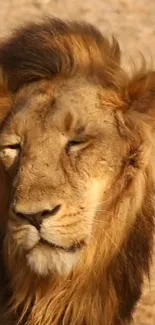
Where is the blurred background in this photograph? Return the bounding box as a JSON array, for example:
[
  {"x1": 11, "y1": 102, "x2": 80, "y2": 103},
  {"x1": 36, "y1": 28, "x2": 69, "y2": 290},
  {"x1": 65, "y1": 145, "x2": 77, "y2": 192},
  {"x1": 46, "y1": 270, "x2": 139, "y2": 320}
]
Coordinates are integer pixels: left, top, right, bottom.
[{"x1": 1, "y1": 0, "x2": 155, "y2": 324}]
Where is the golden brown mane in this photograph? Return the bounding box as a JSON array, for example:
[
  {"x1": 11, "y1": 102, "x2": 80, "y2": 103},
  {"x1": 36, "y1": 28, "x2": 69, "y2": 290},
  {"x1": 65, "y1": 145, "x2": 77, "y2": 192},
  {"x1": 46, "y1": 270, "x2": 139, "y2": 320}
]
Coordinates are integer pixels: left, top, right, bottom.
[
  {"x1": 0, "y1": 18, "x2": 120, "y2": 92},
  {"x1": 0, "y1": 18, "x2": 155, "y2": 325}
]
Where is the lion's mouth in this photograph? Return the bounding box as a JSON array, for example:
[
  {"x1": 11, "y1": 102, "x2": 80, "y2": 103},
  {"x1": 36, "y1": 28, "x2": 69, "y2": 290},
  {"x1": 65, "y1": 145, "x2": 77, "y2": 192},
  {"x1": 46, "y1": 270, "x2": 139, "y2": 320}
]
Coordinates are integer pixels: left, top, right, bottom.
[{"x1": 40, "y1": 238, "x2": 85, "y2": 253}]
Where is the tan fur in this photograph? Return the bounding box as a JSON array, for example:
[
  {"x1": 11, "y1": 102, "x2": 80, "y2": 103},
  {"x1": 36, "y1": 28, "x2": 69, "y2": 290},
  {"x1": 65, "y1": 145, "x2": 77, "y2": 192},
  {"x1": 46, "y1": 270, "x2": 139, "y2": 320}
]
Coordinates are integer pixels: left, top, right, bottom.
[{"x1": 0, "y1": 19, "x2": 155, "y2": 325}]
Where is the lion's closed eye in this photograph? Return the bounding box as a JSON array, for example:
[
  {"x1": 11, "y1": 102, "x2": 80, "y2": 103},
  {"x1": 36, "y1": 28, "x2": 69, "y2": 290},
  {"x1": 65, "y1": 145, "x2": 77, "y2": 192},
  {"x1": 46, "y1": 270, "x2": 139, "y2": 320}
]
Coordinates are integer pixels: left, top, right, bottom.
[
  {"x1": 0, "y1": 143, "x2": 20, "y2": 170},
  {"x1": 66, "y1": 138, "x2": 88, "y2": 153}
]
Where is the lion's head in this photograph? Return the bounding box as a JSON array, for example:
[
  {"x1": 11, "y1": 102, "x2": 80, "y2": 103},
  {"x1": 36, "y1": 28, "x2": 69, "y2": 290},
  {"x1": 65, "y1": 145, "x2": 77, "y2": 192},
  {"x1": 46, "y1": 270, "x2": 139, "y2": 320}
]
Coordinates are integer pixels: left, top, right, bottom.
[{"x1": 0, "y1": 18, "x2": 155, "y2": 325}]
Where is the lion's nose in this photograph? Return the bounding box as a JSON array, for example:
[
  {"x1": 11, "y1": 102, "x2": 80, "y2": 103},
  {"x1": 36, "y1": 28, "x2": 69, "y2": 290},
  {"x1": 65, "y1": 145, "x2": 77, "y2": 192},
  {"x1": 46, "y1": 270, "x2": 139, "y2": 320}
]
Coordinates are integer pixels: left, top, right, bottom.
[{"x1": 11, "y1": 205, "x2": 62, "y2": 230}]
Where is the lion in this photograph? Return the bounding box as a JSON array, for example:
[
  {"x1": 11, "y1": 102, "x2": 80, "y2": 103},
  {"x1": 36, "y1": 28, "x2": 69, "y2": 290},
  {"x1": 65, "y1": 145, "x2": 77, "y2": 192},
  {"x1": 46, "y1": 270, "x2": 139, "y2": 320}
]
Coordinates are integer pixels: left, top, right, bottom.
[{"x1": 0, "y1": 18, "x2": 155, "y2": 325}]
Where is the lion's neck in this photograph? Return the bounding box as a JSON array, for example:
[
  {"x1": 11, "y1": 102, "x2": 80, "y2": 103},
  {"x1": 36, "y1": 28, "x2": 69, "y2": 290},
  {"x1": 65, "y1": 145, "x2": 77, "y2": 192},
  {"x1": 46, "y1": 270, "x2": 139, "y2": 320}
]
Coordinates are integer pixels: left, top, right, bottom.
[{"x1": 8, "y1": 263, "x2": 119, "y2": 325}]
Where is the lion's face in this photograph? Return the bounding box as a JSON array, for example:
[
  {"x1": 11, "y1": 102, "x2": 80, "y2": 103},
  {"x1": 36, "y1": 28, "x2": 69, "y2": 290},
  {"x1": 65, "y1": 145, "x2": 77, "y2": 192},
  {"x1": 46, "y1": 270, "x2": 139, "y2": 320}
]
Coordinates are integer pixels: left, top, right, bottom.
[{"x1": 0, "y1": 77, "x2": 128, "y2": 276}]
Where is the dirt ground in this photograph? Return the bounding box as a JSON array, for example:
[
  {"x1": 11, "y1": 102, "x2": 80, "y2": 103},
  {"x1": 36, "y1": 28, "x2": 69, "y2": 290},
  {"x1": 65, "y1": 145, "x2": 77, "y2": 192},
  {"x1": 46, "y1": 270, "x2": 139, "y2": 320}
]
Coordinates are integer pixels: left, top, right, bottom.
[{"x1": 0, "y1": 1, "x2": 155, "y2": 324}]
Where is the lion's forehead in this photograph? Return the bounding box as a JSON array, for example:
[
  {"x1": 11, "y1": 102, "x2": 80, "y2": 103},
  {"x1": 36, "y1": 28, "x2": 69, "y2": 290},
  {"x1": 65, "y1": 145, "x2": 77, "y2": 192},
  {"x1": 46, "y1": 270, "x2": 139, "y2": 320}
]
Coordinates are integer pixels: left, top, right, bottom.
[
  {"x1": 1, "y1": 77, "x2": 108, "y2": 143},
  {"x1": 15, "y1": 77, "x2": 101, "y2": 123}
]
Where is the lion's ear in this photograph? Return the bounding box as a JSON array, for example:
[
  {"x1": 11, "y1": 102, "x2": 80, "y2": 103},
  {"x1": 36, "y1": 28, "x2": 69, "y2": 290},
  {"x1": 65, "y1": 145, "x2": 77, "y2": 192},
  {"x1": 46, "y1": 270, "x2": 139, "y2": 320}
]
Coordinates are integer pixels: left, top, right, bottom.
[
  {"x1": 127, "y1": 70, "x2": 155, "y2": 118},
  {"x1": 0, "y1": 67, "x2": 12, "y2": 125}
]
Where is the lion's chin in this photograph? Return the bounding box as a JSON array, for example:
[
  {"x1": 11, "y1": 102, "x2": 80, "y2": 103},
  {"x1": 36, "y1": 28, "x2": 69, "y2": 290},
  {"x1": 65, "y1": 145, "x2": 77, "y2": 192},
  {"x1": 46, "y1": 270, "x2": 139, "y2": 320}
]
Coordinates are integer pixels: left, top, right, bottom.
[
  {"x1": 26, "y1": 242, "x2": 81, "y2": 276},
  {"x1": 7, "y1": 223, "x2": 86, "y2": 276}
]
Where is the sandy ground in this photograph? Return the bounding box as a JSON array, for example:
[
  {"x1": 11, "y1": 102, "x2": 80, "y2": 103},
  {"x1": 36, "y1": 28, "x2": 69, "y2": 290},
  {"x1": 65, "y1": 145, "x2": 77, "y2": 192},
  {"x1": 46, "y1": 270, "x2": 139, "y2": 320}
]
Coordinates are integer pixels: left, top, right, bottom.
[{"x1": 0, "y1": 1, "x2": 155, "y2": 324}]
